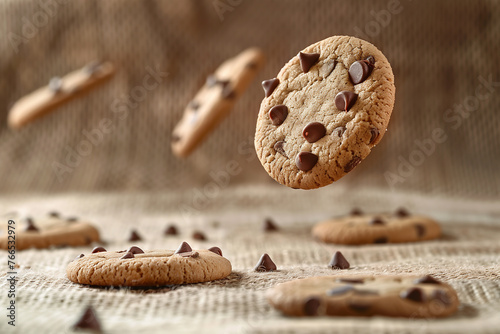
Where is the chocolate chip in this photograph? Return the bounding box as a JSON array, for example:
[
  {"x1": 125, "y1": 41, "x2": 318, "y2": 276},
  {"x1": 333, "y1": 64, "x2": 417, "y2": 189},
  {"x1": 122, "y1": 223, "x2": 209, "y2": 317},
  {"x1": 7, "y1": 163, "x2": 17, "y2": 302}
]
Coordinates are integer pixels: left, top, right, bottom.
[
  {"x1": 262, "y1": 78, "x2": 279, "y2": 97},
  {"x1": 66, "y1": 217, "x2": 79, "y2": 222},
  {"x1": 348, "y1": 301, "x2": 371, "y2": 313},
  {"x1": 302, "y1": 122, "x2": 326, "y2": 143},
  {"x1": 206, "y1": 74, "x2": 218, "y2": 87},
  {"x1": 49, "y1": 77, "x2": 63, "y2": 93},
  {"x1": 333, "y1": 126, "x2": 346, "y2": 137},
  {"x1": 369, "y1": 128, "x2": 379, "y2": 145},
  {"x1": 127, "y1": 246, "x2": 144, "y2": 254},
  {"x1": 374, "y1": 236, "x2": 388, "y2": 244},
  {"x1": 338, "y1": 278, "x2": 364, "y2": 284},
  {"x1": 303, "y1": 297, "x2": 321, "y2": 316},
  {"x1": 192, "y1": 231, "x2": 207, "y2": 241},
  {"x1": 395, "y1": 207, "x2": 410, "y2": 217},
  {"x1": 414, "y1": 275, "x2": 441, "y2": 285},
  {"x1": 178, "y1": 251, "x2": 199, "y2": 258},
  {"x1": 350, "y1": 208, "x2": 363, "y2": 216},
  {"x1": 335, "y1": 91, "x2": 358, "y2": 111},
  {"x1": 263, "y1": 218, "x2": 279, "y2": 232},
  {"x1": 175, "y1": 241, "x2": 192, "y2": 254},
  {"x1": 172, "y1": 134, "x2": 181, "y2": 143},
  {"x1": 369, "y1": 217, "x2": 385, "y2": 225},
  {"x1": 164, "y1": 225, "x2": 178, "y2": 236},
  {"x1": 327, "y1": 285, "x2": 354, "y2": 296},
  {"x1": 329, "y1": 251, "x2": 350, "y2": 269},
  {"x1": 432, "y1": 290, "x2": 451, "y2": 306},
  {"x1": 400, "y1": 287, "x2": 426, "y2": 302},
  {"x1": 24, "y1": 217, "x2": 38, "y2": 232},
  {"x1": 273, "y1": 141, "x2": 287, "y2": 158},
  {"x1": 208, "y1": 247, "x2": 223, "y2": 256},
  {"x1": 73, "y1": 306, "x2": 101, "y2": 332},
  {"x1": 120, "y1": 251, "x2": 134, "y2": 259},
  {"x1": 254, "y1": 253, "x2": 277, "y2": 272},
  {"x1": 74, "y1": 254, "x2": 84, "y2": 261},
  {"x1": 296, "y1": 152, "x2": 318, "y2": 172},
  {"x1": 189, "y1": 100, "x2": 200, "y2": 110},
  {"x1": 269, "y1": 105, "x2": 288, "y2": 126},
  {"x1": 91, "y1": 246, "x2": 107, "y2": 253},
  {"x1": 299, "y1": 52, "x2": 320, "y2": 73},
  {"x1": 344, "y1": 156, "x2": 361, "y2": 173},
  {"x1": 349, "y1": 57, "x2": 375, "y2": 84},
  {"x1": 48, "y1": 211, "x2": 60, "y2": 218},
  {"x1": 414, "y1": 224, "x2": 426, "y2": 237},
  {"x1": 128, "y1": 229, "x2": 142, "y2": 242}
]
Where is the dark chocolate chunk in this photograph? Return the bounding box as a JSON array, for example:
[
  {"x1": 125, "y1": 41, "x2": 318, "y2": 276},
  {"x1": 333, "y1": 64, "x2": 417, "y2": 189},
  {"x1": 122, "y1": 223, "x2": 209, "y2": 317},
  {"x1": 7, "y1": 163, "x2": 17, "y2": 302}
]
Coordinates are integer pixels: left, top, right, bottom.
[
  {"x1": 91, "y1": 246, "x2": 107, "y2": 253},
  {"x1": 350, "y1": 208, "x2": 363, "y2": 216},
  {"x1": 164, "y1": 225, "x2": 178, "y2": 236},
  {"x1": 127, "y1": 246, "x2": 144, "y2": 254},
  {"x1": 414, "y1": 224, "x2": 426, "y2": 237},
  {"x1": 263, "y1": 218, "x2": 279, "y2": 232},
  {"x1": 329, "y1": 251, "x2": 350, "y2": 270},
  {"x1": 374, "y1": 236, "x2": 388, "y2": 244},
  {"x1": 24, "y1": 217, "x2": 39, "y2": 232},
  {"x1": 333, "y1": 126, "x2": 346, "y2": 137},
  {"x1": 327, "y1": 285, "x2": 354, "y2": 296},
  {"x1": 273, "y1": 141, "x2": 287, "y2": 158},
  {"x1": 369, "y1": 128, "x2": 379, "y2": 145},
  {"x1": 348, "y1": 301, "x2": 371, "y2": 313},
  {"x1": 400, "y1": 287, "x2": 426, "y2": 302},
  {"x1": 262, "y1": 78, "x2": 279, "y2": 97},
  {"x1": 338, "y1": 278, "x2": 364, "y2": 284},
  {"x1": 369, "y1": 217, "x2": 385, "y2": 225},
  {"x1": 74, "y1": 254, "x2": 85, "y2": 261},
  {"x1": 49, "y1": 77, "x2": 63, "y2": 93},
  {"x1": 73, "y1": 306, "x2": 101, "y2": 332},
  {"x1": 178, "y1": 251, "x2": 199, "y2": 258},
  {"x1": 128, "y1": 229, "x2": 142, "y2": 242},
  {"x1": 344, "y1": 156, "x2": 361, "y2": 173},
  {"x1": 414, "y1": 275, "x2": 441, "y2": 285},
  {"x1": 192, "y1": 231, "x2": 207, "y2": 241},
  {"x1": 431, "y1": 289, "x2": 451, "y2": 306},
  {"x1": 335, "y1": 91, "x2": 358, "y2": 111},
  {"x1": 395, "y1": 207, "x2": 410, "y2": 217},
  {"x1": 66, "y1": 217, "x2": 79, "y2": 222},
  {"x1": 120, "y1": 251, "x2": 134, "y2": 259},
  {"x1": 48, "y1": 211, "x2": 60, "y2": 218},
  {"x1": 302, "y1": 122, "x2": 327, "y2": 143},
  {"x1": 175, "y1": 241, "x2": 192, "y2": 254},
  {"x1": 299, "y1": 52, "x2": 320, "y2": 73},
  {"x1": 269, "y1": 105, "x2": 288, "y2": 126},
  {"x1": 349, "y1": 57, "x2": 375, "y2": 84},
  {"x1": 208, "y1": 247, "x2": 223, "y2": 256},
  {"x1": 303, "y1": 297, "x2": 321, "y2": 316},
  {"x1": 254, "y1": 253, "x2": 277, "y2": 272},
  {"x1": 296, "y1": 152, "x2": 318, "y2": 172}
]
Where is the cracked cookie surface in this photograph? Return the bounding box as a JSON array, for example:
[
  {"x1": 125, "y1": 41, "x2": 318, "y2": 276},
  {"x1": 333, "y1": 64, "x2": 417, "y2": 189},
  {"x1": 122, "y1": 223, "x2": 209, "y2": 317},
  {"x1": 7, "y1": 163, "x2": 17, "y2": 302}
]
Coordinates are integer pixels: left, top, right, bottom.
[{"x1": 255, "y1": 36, "x2": 395, "y2": 189}]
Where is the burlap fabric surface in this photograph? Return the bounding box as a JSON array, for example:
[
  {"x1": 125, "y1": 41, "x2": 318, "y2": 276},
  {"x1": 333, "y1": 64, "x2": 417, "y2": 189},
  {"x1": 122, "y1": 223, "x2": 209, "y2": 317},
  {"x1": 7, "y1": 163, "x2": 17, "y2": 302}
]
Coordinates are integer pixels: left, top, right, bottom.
[{"x1": 0, "y1": 0, "x2": 499, "y2": 333}]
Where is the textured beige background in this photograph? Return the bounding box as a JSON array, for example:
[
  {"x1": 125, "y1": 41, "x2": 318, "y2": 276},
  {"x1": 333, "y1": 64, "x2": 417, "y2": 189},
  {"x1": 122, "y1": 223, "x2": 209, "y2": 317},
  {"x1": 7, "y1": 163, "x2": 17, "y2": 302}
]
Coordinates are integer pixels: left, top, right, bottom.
[{"x1": 0, "y1": 0, "x2": 499, "y2": 333}]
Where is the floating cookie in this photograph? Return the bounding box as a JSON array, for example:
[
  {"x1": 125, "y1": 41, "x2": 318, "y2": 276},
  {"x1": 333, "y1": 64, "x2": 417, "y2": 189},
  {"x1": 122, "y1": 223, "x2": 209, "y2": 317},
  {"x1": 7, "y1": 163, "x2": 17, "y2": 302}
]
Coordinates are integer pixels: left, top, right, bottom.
[
  {"x1": 0, "y1": 212, "x2": 100, "y2": 250},
  {"x1": 255, "y1": 36, "x2": 395, "y2": 189},
  {"x1": 267, "y1": 275, "x2": 459, "y2": 318},
  {"x1": 172, "y1": 48, "x2": 265, "y2": 158},
  {"x1": 312, "y1": 208, "x2": 441, "y2": 245},
  {"x1": 66, "y1": 242, "x2": 232, "y2": 286},
  {"x1": 8, "y1": 61, "x2": 116, "y2": 129}
]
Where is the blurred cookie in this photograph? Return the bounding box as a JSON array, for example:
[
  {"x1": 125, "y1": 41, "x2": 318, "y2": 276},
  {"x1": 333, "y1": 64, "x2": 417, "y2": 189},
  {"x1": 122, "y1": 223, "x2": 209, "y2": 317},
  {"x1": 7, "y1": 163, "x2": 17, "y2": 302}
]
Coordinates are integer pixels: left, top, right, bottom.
[
  {"x1": 8, "y1": 61, "x2": 116, "y2": 129},
  {"x1": 67, "y1": 242, "x2": 232, "y2": 287},
  {"x1": 312, "y1": 208, "x2": 441, "y2": 245},
  {"x1": 172, "y1": 47, "x2": 265, "y2": 158},
  {"x1": 267, "y1": 275, "x2": 459, "y2": 318},
  {"x1": 255, "y1": 36, "x2": 395, "y2": 189},
  {"x1": 0, "y1": 212, "x2": 100, "y2": 250}
]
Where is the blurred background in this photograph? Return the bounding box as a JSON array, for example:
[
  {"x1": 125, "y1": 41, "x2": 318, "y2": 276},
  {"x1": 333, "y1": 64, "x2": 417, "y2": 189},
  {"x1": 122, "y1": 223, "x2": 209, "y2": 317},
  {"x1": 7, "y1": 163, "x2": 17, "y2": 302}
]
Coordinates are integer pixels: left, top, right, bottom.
[{"x1": 0, "y1": 0, "x2": 499, "y2": 199}]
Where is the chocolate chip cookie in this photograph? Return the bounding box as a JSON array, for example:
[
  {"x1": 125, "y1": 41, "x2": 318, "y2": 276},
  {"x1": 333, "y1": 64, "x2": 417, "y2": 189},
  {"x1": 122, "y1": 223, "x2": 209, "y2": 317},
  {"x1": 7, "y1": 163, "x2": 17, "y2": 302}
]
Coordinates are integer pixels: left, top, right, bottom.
[
  {"x1": 312, "y1": 208, "x2": 441, "y2": 245},
  {"x1": 267, "y1": 275, "x2": 459, "y2": 318},
  {"x1": 255, "y1": 36, "x2": 395, "y2": 189},
  {"x1": 66, "y1": 242, "x2": 232, "y2": 287}
]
